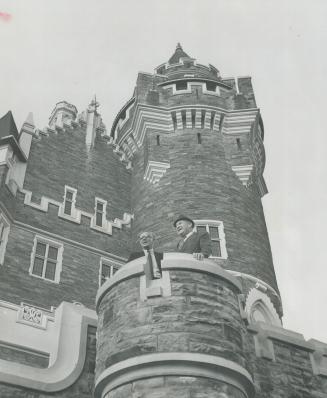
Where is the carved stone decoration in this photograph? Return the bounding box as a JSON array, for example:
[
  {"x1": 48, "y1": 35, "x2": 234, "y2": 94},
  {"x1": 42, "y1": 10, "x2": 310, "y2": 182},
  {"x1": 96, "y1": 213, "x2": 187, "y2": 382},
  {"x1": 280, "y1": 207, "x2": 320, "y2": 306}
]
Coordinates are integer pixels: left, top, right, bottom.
[
  {"x1": 17, "y1": 304, "x2": 48, "y2": 330},
  {"x1": 245, "y1": 288, "x2": 281, "y2": 326}
]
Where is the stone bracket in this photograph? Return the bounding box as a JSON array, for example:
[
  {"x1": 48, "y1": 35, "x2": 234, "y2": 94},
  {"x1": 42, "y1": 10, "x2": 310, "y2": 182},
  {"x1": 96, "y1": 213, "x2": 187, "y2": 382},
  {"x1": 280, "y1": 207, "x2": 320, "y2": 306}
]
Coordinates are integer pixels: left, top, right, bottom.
[{"x1": 144, "y1": 160, "x2": 170, "y2": 184}]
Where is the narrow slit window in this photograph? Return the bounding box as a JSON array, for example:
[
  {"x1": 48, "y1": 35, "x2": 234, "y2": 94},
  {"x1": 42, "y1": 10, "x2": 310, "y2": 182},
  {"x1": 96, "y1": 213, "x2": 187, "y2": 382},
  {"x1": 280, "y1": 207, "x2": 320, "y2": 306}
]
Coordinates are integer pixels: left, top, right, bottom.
[
  {"x1": 171, "y1": 112, "x2": 177, "y2": 130},
  {"x1": 156, "y1": 135, "x2": 160, "y2": 146},
  {"x1": 236, "y1": 138, "x2": 242, "y2": 151},
  {"x1": 197, "y1": 133, "x2": 202, "y2": 144}
]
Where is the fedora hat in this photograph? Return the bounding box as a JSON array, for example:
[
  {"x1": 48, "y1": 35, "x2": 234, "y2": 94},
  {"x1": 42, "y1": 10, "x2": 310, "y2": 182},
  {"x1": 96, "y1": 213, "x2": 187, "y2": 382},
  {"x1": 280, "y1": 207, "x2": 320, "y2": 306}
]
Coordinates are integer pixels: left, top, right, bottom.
[{"x1": 173, "y1": 215, "x2": 194, "y2": 228}]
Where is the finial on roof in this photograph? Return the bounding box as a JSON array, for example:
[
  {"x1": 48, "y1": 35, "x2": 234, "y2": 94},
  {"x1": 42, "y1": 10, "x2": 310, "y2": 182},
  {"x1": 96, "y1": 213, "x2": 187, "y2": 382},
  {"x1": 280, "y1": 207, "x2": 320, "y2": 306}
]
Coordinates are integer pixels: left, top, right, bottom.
[
  {"x1": 88, "y1": 95, "x2": 100, "y2": 114},
  {"x1": 168, "y1": 44, "x2": 191, "y2": 64}
]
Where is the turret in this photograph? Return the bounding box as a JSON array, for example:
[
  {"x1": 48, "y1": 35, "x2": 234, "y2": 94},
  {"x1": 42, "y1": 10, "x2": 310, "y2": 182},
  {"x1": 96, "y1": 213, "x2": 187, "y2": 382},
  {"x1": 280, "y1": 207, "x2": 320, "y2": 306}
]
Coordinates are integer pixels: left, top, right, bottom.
[{"x1": 94, "y1": 45, "x2": 283, "y2": 398}]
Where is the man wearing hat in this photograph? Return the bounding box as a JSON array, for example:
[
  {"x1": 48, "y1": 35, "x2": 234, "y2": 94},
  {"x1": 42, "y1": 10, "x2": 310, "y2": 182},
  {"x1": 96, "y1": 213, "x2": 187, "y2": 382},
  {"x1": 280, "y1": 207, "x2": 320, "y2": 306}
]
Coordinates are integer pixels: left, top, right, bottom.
[{"x1": 174, "y1": 215, "x2": 212, "y2": 260}]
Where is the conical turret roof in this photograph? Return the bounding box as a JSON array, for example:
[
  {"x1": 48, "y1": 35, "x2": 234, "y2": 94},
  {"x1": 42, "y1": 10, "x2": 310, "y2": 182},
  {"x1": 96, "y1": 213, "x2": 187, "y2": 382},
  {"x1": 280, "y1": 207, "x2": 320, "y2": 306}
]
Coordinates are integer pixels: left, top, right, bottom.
[
  {"x1": 168, "y1": 43, "x2": 192, "y2": 64},
  {"x1": 0, "y1": 111, "x2": 27, "y2": 161},
  {"x1": 0, "y1": 111, "x2": 19, "y2": 140}
]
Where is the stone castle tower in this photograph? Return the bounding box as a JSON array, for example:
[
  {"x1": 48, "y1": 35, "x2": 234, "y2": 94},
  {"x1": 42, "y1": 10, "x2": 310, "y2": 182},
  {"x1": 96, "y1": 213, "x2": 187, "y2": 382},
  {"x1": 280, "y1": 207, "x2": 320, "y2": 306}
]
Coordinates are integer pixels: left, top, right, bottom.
[{"x1": 0, "y1": 45, "x2": 326, "y2": 397}]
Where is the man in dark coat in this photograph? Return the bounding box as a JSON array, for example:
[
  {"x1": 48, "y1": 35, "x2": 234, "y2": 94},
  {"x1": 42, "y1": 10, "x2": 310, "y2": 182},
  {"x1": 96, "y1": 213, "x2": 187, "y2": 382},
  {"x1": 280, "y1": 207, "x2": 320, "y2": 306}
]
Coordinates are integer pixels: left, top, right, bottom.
[
  {"x1": 174, "y1": 215, "x2": 212, "y2": 260},
  {"x1": 128, "y1": 231, "x2": 162, "y2": 279}
]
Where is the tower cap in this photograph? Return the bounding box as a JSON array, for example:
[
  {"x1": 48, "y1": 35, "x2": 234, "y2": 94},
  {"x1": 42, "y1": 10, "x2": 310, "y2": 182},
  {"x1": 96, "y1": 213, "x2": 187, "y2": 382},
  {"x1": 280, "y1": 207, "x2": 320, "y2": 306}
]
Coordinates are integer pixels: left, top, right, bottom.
[{"x1": 173, "y1": 215, "x2": 195, "y2": 228}]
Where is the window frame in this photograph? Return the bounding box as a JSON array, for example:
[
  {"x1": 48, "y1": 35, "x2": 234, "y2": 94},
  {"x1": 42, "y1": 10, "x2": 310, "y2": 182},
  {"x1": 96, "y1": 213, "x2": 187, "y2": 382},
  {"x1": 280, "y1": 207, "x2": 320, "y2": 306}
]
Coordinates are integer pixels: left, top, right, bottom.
[
  {"x1": 29, "y1": 235, "x2": 63, "y2": 283},
  {"x1": 0, "y1": 212, "x2": 10, "y2": 265},
  {"x1": 194, "y1": 219, "x2": 228, "y2": 259},
  {"x1": 93, "y1": 198, "x2": 107, "y2": 229},
  {"x1": 60, "y1": 185, "x2": 77, "y2": 219},
  {"x1": 99, "y1": 257, "x2": 122, "y2": 286}
]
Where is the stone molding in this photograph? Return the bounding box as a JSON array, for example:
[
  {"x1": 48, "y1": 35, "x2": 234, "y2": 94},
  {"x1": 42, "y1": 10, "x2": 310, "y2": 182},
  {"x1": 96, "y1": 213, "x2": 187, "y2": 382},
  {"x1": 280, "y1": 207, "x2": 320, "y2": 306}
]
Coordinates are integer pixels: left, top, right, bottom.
[
  {"x1": 96, "y1": 253, "x2": 242, "y2": 310},
  {"x1": 143, "y1": 160, "x2": 170, "y2": 184},
  {"x1": 0, "y1": 302, "x2": 97, "y2": 392},
  {"x1": 20, "y1": 188, "x2": 133, "y2": 236},
  {"x1": 94, "y1": 352, "x2": 255, "y2": 398}
]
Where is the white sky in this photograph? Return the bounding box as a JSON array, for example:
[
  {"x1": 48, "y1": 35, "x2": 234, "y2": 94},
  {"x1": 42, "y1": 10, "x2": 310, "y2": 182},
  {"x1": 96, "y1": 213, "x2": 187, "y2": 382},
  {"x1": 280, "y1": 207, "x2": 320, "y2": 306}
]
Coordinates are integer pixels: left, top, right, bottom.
[{"x1": 1, "y1": 0, "x2": 326, "y2": 342}]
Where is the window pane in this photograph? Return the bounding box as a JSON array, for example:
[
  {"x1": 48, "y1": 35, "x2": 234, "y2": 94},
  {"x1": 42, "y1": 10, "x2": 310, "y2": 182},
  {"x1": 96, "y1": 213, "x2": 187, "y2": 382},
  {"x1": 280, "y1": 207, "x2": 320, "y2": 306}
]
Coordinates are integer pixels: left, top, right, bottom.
[
  {"x1": 35, "y1": 242, "x2": 46, "y2": 257},
  {"x1": 102, "y1": 264, "x2": 111, "y2": 278},
  {"x1": 64, "y1": 201, "x2": 72, "y2": 215},
  {"x1": 66, "y1": 191, "x2": 73, "y2": 200},
  {"x1": 96, "y1": 212, "x2": 103, "y2": 227},
  {"x1": 32, "y1": 257, "x2": 44, "y2": 276},
  {"x1": 197, "y1": 226, "x2": 206, "y2": 235},
  {"x1": 209, "y1": 226, "x2": 219, "y2": 239},
  {"x1": 211, "y1": 241, "x2": 221, "y2": 257},
  {"x1": 48, "y1": 246, "x2": 58, "y2": 260},
  {"x1": 101, "y1": 264, "x2": 111, "y2": 285},
  {"x1": 97, "y1": 202, "x2": 104, "y2": 212},
  {"x1": 112, "y1": 266, "x2": 119, "y2": 276},
  {"x1": 45, "y1": 260, "x2": 56, "y2": 280}
]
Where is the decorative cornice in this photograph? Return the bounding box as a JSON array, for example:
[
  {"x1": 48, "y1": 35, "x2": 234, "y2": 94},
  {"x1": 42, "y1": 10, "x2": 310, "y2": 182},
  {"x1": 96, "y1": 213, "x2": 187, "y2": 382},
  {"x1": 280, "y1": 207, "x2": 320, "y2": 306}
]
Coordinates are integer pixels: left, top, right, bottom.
[{"x1": 95, "y1": 352, "x2": 255, "y2": 398}]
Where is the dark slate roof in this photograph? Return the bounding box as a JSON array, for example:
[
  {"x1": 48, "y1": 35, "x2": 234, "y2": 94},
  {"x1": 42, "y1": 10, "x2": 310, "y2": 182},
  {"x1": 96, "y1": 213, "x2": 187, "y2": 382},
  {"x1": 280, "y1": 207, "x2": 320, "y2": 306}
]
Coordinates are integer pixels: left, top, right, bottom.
[
  {"x1": 0, "y1": 111, "x2": 19, "y2": 140},
  {"x1": 0, "y1": 111, "x2": 26, "y2": 162},
  {"x1": 168, "y1": 43, "x2": 191, "y2": 64}
]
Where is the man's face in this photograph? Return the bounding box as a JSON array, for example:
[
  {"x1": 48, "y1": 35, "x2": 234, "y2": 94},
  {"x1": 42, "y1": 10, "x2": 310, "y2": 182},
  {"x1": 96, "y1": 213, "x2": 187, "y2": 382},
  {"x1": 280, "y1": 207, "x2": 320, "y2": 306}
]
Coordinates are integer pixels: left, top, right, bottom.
[
  {"x1": 175, "y1": 220, "x2": 193, "y2": 237},
  {"x1": 139, "y1": 232, "x2": 154, "y2": 249}
]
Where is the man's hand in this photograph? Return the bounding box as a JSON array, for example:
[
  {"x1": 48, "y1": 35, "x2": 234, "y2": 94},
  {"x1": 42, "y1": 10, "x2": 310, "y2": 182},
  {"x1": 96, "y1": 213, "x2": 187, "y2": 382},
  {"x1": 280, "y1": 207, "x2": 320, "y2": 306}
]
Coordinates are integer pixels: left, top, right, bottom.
[{"x1": 193, "y1": 252, "x2": 204, "y2": 261}]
